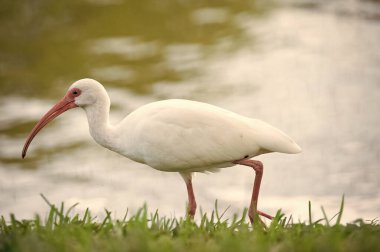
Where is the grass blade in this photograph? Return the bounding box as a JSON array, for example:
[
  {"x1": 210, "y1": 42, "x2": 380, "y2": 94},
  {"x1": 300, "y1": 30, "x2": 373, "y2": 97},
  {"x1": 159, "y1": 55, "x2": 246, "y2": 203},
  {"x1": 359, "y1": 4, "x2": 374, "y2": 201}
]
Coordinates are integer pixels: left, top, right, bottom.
[
  {"x1": 335, "y1": 195, "x2": 345, "y2": 226},
  {"x1": 321, "y1": 206, "x2": 330, "y2": 227},
  {"x1": 308, "y1": 200, "x2": 312, "y2": 225}
]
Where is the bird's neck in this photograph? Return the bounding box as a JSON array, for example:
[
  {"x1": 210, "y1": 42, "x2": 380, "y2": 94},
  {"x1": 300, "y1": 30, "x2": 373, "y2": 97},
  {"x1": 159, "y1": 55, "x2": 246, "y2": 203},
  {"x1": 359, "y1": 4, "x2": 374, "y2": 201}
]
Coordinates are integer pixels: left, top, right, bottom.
[{"x1": 84, "y1": 102, "x2": 117, "y2": 151}]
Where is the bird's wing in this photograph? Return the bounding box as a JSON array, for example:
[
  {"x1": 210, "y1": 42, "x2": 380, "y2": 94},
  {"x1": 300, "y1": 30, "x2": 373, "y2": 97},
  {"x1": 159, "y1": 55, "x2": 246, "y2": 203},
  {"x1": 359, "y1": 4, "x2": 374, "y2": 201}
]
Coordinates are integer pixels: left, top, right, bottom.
[{"x1": 120, "y1": 100, "x2": 300, "y2": 172}]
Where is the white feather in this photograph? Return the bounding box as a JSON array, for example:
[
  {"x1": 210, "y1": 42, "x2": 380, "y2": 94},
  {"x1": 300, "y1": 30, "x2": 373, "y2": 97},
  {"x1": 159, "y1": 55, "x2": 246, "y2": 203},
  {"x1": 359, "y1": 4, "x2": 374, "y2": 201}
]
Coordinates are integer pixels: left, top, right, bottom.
[{"x1": 115, "y1": 99, "x2": 301, "y2": 172}]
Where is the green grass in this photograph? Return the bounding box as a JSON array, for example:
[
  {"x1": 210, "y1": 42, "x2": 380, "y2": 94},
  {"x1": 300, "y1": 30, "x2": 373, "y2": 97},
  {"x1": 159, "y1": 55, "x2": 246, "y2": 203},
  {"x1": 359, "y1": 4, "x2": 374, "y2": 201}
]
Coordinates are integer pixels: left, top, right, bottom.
[{"x1": 1, "y1": 196, "x2": 379, "y2": 252}]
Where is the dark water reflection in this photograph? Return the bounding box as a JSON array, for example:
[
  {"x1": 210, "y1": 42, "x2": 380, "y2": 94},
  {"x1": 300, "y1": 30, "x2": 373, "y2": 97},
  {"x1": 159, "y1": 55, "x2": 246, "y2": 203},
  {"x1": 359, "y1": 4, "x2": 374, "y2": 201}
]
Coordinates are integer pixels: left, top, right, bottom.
[
  {"x1": 0, "y1": 0, "x2": 266, "y2": 96},
  {"x1": 1, "y1": 0, "x2": 380, "y2": 222}
]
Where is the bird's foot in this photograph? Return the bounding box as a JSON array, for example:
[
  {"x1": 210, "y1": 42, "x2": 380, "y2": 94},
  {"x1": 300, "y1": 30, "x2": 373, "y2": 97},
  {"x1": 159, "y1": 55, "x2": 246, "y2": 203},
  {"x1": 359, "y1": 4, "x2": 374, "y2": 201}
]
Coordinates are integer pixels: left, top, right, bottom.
[
  {"x1": 186, "y1": 206, "x2": 196, "y2": 219},
  {"x1": 249, "y1": 210, "x2": 273, "y2": 227},
  {"x1": 257, "y1": 210, "x2": 273, "y2": 220}
]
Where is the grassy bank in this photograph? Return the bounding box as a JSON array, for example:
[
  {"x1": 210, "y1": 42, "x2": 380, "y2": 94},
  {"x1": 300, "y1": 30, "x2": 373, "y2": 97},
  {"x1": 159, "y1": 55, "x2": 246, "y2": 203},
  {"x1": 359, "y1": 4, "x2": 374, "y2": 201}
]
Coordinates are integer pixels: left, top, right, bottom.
[{"x1": 1, "y1": 197, "x2": 379, "y2": 252}]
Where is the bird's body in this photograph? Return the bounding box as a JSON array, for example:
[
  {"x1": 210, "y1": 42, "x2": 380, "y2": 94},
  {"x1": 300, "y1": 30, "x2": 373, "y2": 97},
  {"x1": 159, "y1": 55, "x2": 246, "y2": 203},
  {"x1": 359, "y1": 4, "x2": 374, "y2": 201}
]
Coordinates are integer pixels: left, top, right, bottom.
[
  {"x1": 22, "y1": 79, "x2": 301, "y2": 222},
  {"x1": 111, "y1": 99, "x2": 300, "y2": 172}
]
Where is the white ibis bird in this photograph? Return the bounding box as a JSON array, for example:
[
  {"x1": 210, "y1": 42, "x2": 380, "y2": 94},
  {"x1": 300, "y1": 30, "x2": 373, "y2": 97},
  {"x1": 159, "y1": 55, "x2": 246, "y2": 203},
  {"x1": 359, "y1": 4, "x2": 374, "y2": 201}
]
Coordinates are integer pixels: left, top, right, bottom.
[{"x1": 22, "y1": 78, "x2": 301, "y2": 222}]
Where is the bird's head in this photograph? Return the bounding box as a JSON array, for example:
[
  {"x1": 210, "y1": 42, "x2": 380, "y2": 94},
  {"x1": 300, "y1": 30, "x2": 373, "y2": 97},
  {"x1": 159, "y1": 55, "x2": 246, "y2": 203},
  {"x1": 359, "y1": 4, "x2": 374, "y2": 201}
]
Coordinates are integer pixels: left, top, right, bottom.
[
  {"x1": 68, "y1": 78, "x2": 109, "y2": 108},
  {"x1": 22, "y1": 78, "x2": 108, "y2": 158}
]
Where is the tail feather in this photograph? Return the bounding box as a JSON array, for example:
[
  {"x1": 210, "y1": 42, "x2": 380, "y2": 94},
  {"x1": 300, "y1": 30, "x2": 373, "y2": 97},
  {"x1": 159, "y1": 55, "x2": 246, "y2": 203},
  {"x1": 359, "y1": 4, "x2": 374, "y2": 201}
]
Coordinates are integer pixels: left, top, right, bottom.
[{"x1": 250, "y1": 119, "x2": 302, "y2": 154}]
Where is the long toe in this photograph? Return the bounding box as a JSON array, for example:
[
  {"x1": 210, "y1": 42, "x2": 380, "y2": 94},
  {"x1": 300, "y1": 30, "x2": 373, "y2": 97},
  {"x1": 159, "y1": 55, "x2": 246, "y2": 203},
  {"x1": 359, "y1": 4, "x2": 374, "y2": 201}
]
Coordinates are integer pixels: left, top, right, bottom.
[{"x1": 257, "y1": 210, "x2": 273, "y2": 220}]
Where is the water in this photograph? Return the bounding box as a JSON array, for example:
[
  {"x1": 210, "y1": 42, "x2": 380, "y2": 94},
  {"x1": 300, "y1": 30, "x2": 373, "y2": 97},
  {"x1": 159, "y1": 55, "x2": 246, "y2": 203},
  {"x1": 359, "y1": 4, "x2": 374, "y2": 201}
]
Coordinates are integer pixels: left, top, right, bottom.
[{"x1": 1, "y1": 0, "x2": 379, "y2": 222}]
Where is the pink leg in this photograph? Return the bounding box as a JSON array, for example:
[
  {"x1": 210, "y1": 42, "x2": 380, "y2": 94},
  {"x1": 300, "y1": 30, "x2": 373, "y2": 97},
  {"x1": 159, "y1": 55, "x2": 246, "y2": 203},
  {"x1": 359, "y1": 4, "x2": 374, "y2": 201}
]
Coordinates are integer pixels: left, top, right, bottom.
[
  {"x1": 186, "y1": 179, "x2": 197, "y2": 217},
  {"x1": 180, "y1": 173, "x2": 197, "y2": 218},
  {"x1": 233, "y1": 159, "x2": 273, "y2": 223}
]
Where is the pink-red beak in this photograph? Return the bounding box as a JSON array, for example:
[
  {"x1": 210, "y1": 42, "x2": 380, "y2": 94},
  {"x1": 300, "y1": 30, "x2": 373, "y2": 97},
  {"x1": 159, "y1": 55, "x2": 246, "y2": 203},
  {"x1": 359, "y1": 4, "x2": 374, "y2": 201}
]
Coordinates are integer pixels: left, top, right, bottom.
[{"x1": 22, "y1": 91, "x2": 78, "y2": 158}]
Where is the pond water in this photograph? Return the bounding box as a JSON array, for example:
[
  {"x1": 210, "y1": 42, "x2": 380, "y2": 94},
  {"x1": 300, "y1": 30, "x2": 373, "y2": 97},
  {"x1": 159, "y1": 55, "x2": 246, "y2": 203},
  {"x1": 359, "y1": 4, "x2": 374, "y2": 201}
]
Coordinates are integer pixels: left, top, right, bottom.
[{"x1": 1, "y1": 0, "x2": 379, "y2": 223}]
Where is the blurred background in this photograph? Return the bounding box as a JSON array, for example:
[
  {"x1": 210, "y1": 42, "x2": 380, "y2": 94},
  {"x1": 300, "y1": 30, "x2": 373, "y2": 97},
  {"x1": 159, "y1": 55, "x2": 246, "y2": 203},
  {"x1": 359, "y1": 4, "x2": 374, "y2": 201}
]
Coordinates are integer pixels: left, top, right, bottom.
[{"x1": 0, "y1": 0, "x2": 379, "y2": 223}]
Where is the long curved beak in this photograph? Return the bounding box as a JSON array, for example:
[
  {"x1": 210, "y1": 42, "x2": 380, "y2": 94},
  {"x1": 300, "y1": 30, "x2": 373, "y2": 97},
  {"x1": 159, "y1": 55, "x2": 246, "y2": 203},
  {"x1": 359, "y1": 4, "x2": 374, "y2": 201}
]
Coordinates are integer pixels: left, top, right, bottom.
[{"x1": 22, "y1": 93, "x2": 78, "y2": 158}]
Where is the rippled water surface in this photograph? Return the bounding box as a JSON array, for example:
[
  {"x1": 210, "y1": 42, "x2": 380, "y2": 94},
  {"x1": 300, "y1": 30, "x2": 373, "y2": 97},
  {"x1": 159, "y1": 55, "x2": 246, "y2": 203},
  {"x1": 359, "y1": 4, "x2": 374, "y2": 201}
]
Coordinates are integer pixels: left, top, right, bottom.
[{"x1": 1, "y1": 0, "x2": 379, "y2": 222}]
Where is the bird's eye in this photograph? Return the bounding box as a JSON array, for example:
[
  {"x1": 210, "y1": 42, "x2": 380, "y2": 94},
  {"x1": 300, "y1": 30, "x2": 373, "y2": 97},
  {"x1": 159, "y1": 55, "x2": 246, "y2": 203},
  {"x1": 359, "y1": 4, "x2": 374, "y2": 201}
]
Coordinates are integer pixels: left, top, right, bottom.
[{"x1": 71, "y1": 88, "x2": 81, "y2": 96}]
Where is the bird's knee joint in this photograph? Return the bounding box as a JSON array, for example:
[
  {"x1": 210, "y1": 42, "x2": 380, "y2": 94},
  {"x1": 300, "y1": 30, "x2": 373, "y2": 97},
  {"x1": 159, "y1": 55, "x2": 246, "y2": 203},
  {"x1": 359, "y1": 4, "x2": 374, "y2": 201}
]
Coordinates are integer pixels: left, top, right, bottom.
[
  {"x1": 255, "y1": 165, "x2": 263, "y2": 174},
  {"x1": 254, "y1": 160, "x2": 263, "y2": 167},
  {"x1": 252, "y1": 161, "x2": 263, "y2": 173}
]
